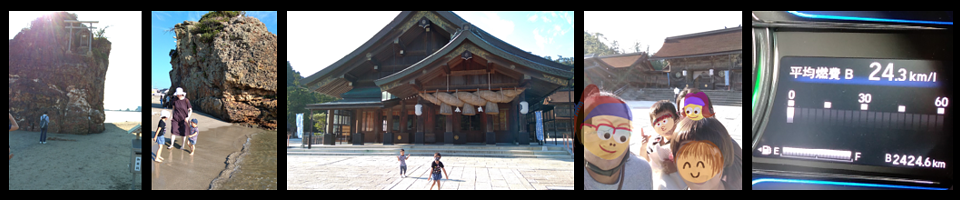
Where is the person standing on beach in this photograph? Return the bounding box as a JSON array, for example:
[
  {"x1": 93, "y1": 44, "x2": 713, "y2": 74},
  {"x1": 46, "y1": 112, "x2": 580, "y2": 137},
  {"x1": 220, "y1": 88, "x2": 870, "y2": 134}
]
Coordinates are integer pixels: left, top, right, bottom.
[
  {"x1": 39, "y1": 111, "x2": 49, "y2": 144},
  {"x1": 428, "y1": 152, "x2": 448, "y2": 190},
  {"x1": 153, "y1": 111, "x2": 169, "y2": 162},
  {"x1": 10, "y1": 113, "x2": 19, "y2": 160},
  {"x1": 168, "y1": 87, "x2": 192, "y2": 150},
  {"x1": 398, "y1": 149, "x2": 410, "y2": 178}
]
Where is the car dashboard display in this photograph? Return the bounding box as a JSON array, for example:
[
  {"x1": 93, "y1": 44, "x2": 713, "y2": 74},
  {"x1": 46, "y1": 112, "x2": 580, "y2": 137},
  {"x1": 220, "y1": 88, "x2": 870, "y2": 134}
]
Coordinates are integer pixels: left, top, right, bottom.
[{"x1": 752, "y1": 11, "x2": 953, "y2": 190}]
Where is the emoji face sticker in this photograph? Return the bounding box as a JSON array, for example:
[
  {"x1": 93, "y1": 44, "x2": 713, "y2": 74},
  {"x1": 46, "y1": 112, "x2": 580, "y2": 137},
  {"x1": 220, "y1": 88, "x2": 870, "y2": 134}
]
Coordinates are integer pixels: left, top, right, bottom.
[
  {"x1": 676, "y1": 140, "x2": 723, "y2": 185},
  {"x1": 583, "y1": 115, "x2": 631, "y2": 160},
  {"x1": 679, "y1": 91, "x2": 715, "y2": 120},
  {"x1": 652, "y1": 113, "x2": 675, "y2": 137},
  {"x1": 683, "y1": 104, "x2": 704, "y2": 121}
]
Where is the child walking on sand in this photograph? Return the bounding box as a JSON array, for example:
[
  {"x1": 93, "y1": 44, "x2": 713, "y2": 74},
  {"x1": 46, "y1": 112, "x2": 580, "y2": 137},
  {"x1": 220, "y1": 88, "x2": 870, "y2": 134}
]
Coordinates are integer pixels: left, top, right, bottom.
[
  {"x1": 153, "y1": 111, "x2": 169, "y2": 162},
  {"x1": 428, "y1": 152, "x2": 448, "y2": 190},
  {"x1": 186, "y1": 119, "x2": 199, "y2": 155},
  {"x1": 398, "y1": 149, "x2": 410, "y2": 178}
]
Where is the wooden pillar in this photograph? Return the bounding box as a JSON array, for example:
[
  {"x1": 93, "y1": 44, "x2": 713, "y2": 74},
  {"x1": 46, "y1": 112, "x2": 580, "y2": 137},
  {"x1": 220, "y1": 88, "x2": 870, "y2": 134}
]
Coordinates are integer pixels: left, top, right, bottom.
[
  {"x1": 308, "y1": 109, "x2": 314, "y2": 149},
  {"x1": 400, "y1": 99, "x2": 407, "y2": 142},
  {"x1": 375, "y1": 109, "x2": 382, "y2": 143},
  {"x1": 386, "y1": 108, "x2": 394, "y2": 134},
  {"x1": 485, "y1": 114, "x2": 493, "y2": 132},
  {"x1": 427, "y1": 105, "x2": 434, "y2": 133},
  {"x1": 510, "y1": 95, "x2": 518, "y2": 144},
  {"x1": 553, "y1": 108, "x2": 559, "y2": 145},
  {"x1": 446, "y1": 111, "x2": 454, "y2": 133},
  {"x1": 415, "y1": 99, "x2": 425, "y2": 145},
  {"x1": 517, "y1": 90, "x2": 528, "y2": 145},
  {"x1": 444, "y1": 109, "x2": 453, "y2": 145},
  {"x1": 480, "y1": 111, "x2": 487, "y2": 138},
  {"x1": 326, "y1": 110, "x2": 333, "y2": 138},
  {"x1": 350, "y1": 110, "x2": 358, "y2": 144},
  {"x1": 416, "y1": 100, "x2": 423, "y2": 133}
]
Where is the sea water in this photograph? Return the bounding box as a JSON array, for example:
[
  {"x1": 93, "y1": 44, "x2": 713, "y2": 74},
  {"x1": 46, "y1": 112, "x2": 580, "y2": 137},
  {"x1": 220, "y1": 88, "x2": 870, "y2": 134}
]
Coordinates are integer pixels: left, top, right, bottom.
[
  {"x1": 104, "y1": 111, "x2": 141, "y2": 123},
  {"x1": 214, "y1": 130, "x2": 278, "y2": 190}
]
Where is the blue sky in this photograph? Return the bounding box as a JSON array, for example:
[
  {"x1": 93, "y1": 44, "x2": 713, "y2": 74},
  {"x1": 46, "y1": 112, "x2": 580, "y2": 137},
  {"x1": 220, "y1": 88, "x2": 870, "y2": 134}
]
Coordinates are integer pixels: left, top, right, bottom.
[
  {"x1": 150, "y1": 11, "x2": 277, "y2": 89},
  {"x1": 288, "y1": 11, "x2": 574, "y2": 79}
]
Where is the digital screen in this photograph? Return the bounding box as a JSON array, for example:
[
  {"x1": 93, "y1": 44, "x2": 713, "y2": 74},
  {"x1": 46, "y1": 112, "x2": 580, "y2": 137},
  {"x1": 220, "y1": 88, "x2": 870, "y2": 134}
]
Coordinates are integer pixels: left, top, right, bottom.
[
  {"x1": 756, "y1": 57, "x2": 952, "y2": 172},
  {"x1": 789, "y1": 11, "x2": 953, "y2": 25}
]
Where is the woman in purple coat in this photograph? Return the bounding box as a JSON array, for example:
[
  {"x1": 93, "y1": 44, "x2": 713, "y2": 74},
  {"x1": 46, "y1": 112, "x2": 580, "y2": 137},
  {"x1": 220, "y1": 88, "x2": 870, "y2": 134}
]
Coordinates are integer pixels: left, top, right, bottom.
[{"x1": 167, "y1": 87, "x2": 193, "y2": 150}]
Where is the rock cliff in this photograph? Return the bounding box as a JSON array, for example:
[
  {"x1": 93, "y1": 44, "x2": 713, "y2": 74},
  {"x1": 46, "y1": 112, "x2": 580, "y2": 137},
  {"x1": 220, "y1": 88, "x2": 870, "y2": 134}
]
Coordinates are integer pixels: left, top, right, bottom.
[
  {"x1": 168, "y1": 12, "x2": 277, "y2": 129},
  {"x1": 8, "y1": 12, "x2": 110, "y2": 134}
]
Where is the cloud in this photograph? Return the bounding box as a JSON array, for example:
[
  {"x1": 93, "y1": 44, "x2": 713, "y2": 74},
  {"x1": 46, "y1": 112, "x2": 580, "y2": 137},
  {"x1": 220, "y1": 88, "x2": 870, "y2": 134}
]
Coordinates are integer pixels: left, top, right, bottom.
[
  {"x1": 533, "y1": 28, "x2": 548, "y2": 51},
  {"x1": 187, "y1": 11, "x2": 202, "y2": 22},
  {"x1": 153, "y1": 12, "x2": 165, "y2": 21},
  {"x1": 471, "y1": 12, "x2": 514, "y2": 38},
  {"x1": 553, "y1": 25, "x2": 562, "y2": 36},
  {"x1": 527, "y1": 14, "x2": 538, "y2": 22},
  {"x1": 246, "y1": 11, "x2": 275, "y2": 21},
  {"x1": 541, "y1": 16, "x2": 550, "y2": 23}
]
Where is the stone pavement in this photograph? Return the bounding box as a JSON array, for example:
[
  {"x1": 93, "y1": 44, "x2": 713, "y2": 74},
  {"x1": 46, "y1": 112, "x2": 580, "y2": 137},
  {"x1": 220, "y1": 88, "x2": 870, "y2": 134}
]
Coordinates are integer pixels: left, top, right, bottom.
[
  {"x1": 624, "y1": 101, "x2": 743, "y2": 154},
  {"x1": 286, "y1": 154, "x2": 573, "y2": 190}
]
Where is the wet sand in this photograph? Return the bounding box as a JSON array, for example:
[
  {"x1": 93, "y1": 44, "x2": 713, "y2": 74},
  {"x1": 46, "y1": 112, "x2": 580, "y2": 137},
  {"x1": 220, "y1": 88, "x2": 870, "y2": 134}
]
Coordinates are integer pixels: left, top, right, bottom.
[
  {"x1": 8, "y1": 122, "x2": 142, "y2": 190},
  {"x1": 148, "y1": 97, "x2": 265, "y2": 190},
  {"x1": 211, "y1": 130, "x2": 277, "y2": 190}
]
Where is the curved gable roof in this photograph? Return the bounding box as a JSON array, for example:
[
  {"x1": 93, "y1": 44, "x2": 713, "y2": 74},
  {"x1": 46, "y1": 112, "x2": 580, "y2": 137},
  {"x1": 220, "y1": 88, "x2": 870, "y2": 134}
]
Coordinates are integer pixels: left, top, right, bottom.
[
  {"x1": 303, "y1": 11, "x2": 572, "y2": 90},
  {"x1": 374, "y1": 28, "x2": 573, "y2": 86},
  {"x1": 651, "y1": 26, "x2": 742, "y2": 59}
]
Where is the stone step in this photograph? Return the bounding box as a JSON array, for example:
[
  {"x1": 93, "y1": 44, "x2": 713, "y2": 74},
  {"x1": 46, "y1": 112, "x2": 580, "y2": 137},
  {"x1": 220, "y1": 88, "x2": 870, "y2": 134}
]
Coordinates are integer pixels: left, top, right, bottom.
[
  {"x1": 286, "y1": 152, "x2": 573, "y2": 159},
  {"x1": 287, "y1": 144, "x2": 573, "y2": 158},
  {"x1": 299, "y1": 144, "x2": 566, "y2": 151},
  {"x1": 289, "y1": 148, "x2": 569, "y2": 155}
]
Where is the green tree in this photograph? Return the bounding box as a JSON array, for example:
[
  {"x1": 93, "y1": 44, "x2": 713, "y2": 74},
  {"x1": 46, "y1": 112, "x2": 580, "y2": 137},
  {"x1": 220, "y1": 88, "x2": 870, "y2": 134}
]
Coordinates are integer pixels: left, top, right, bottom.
[
  {"x1": 286, "y1": 61, "x2": 339, "y2": 133},
  {"x1": 312, "y1": 112, "x2": 326, "y2": 135},
  {"x1": 584, "y1": 31, "x2": 619, "y2": 56},
  {"x1": 94, "y1": 25, "x2": 110, "y2": 40}
]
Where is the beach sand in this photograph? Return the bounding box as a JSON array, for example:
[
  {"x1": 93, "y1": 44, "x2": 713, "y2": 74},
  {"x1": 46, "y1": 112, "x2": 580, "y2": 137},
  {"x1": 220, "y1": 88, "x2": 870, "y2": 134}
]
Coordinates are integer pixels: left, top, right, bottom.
[
  {"x1": 148, "y1": 97, "x2": 263, "y2": 190},
  {"x1": 8, "y1": 121, "x2": 142, "y2": 190}
]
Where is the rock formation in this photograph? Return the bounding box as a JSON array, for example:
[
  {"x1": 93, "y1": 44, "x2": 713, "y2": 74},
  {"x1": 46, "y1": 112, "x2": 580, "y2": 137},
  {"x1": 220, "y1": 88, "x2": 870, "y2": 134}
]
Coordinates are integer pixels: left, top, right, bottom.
[
  {"x1": 168, "y1": 12, "x2": 277, "y2": 129},
  {"x1": 8, "y1": 12, "x2": 110, "y2": 134}
]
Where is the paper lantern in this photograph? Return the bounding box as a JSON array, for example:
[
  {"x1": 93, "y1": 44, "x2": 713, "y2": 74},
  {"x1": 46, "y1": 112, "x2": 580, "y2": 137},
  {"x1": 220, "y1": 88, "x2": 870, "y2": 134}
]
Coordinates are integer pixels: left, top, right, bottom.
[
  {"x1": 415, "y1": 104, "x2": 422, "y2": 116},
  {"x1": 520, "y1": 101, "x2": 529, "y2": 114}
]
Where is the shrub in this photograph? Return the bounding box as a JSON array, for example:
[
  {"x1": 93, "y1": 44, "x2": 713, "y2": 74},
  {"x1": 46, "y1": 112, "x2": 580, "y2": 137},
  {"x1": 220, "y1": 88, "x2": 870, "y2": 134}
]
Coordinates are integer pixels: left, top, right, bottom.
[{"x1": 192, "y1": 11, "x2": 244, "y2": 44}]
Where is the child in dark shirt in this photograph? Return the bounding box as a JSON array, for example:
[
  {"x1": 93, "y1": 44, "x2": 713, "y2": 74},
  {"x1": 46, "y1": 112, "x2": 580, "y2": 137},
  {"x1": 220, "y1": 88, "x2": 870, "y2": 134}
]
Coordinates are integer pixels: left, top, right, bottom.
[
  {"x1": 428, "y1": 152, "x2": 448, "y2": 190},
  {"x1": 153, "y1": 111, "x2": 169, "y2": 162}
]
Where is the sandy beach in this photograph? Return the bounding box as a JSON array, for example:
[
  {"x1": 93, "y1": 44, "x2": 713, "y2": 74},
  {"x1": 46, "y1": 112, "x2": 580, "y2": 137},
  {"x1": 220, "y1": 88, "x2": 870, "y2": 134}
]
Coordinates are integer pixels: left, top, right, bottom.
[
  {"x1": 8, "y1": 121, "x2": 142, "y2": 190},
  {"x1": 149, "y1": 96, "x2": 266, "y2": 190}
]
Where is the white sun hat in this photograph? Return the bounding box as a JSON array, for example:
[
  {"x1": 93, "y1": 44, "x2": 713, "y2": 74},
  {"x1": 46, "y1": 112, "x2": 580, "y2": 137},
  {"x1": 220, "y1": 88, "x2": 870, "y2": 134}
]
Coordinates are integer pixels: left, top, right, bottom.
[
  {"x1": 161, "y1": 110, "x2": 170, "y2": 119},
  {"x1": 174, "y1": 87, "x2": 186, "y2": 96}
]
